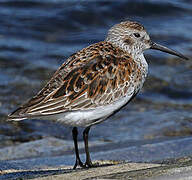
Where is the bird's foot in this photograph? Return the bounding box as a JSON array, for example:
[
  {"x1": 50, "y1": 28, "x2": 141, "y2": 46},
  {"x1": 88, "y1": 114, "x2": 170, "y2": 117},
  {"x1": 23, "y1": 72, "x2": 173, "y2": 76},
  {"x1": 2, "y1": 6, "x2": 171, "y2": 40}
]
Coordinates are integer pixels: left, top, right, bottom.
[
  {"x1": 73, "y1": 159, "x2": 85, "y2": 169},
  {"x1": 83, "y1": 160, "x2": 96, "y2": 168}
]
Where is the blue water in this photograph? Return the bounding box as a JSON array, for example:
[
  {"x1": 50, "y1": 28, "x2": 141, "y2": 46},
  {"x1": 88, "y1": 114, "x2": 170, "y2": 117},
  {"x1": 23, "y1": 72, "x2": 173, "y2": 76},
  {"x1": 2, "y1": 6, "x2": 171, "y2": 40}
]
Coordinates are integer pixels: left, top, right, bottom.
[{"x1": 0, "y1": 0, "x2": 192, "y2": 147}]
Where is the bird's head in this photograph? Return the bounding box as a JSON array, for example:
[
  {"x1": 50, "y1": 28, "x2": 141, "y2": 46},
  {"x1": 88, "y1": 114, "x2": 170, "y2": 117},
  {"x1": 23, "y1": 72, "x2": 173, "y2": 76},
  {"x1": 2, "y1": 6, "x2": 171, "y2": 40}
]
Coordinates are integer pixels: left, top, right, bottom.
[{"x1": 106, "y1": 21, "x2": 188, "y2": 60}]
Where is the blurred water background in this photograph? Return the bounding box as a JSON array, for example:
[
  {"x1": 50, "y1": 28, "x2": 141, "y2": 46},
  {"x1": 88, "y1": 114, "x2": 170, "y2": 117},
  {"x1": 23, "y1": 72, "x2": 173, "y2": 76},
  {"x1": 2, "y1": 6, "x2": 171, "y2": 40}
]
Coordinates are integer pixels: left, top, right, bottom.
[{"x1": 0, "y1": 0, "x2": 192, "y2": 156}]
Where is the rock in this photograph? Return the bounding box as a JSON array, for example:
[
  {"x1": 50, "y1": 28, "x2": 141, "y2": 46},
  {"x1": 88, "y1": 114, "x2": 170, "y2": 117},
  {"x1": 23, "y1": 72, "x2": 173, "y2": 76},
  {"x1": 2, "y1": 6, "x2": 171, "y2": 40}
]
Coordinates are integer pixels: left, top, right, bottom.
[{"x1": 1, "y1": 136, "x2": 192, "y2": 179}]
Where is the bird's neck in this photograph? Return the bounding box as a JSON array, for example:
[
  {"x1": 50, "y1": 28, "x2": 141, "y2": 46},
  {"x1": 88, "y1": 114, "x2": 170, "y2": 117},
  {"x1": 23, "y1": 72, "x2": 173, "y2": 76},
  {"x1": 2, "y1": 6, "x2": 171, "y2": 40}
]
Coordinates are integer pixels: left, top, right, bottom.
[{"x1": 105, "y1": 39, "x2": 142, "y2": 60}]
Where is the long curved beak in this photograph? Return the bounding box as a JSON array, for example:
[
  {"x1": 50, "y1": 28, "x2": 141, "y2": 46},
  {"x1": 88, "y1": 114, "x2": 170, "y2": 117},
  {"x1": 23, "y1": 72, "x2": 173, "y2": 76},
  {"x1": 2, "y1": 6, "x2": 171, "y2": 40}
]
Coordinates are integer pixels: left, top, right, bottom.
[{"x1": 150, "y1": 42, "x2": 189, "y2": 60}]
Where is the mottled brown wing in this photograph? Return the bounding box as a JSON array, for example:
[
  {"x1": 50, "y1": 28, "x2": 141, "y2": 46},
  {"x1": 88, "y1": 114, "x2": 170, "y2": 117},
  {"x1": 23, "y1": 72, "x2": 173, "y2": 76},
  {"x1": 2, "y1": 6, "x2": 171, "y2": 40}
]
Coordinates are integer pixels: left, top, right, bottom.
[{"x1": 9, "y1": 41, "x2": 138, "y2": 118}]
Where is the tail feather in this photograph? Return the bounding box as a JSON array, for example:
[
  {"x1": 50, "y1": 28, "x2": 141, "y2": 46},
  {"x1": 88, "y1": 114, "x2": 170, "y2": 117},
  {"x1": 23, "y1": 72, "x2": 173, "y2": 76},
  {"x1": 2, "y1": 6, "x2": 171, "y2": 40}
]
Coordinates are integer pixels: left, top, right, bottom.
[{"x1": 7, "y1": 107, "x2": 28, "y2": 121}]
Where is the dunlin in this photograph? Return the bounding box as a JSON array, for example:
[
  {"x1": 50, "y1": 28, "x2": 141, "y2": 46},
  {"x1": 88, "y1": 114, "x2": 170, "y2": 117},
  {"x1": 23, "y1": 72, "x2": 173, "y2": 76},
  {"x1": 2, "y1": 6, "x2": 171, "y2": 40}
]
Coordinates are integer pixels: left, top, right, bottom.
[{"x1": 8, "y1": 21, "x2": 188, "y2": 169}]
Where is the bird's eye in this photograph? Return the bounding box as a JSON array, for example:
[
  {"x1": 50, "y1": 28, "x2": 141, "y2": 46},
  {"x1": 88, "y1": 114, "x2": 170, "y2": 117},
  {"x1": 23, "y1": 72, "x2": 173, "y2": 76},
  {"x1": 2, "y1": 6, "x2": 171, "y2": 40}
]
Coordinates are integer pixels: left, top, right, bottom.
[{"x1": 133, "y1": 33, "x2": 141, "y2": 38}]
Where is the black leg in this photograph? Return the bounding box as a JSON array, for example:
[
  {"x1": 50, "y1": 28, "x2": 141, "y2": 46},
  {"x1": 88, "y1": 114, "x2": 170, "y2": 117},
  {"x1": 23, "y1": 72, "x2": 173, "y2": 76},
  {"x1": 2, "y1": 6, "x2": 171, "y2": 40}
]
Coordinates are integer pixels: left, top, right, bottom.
[
  {"x1": 83, "y1": 126, "x2": 93, "y2": 168},
  {"x1": 72, "y1": 127, "x2": 84, "y2": 169}
]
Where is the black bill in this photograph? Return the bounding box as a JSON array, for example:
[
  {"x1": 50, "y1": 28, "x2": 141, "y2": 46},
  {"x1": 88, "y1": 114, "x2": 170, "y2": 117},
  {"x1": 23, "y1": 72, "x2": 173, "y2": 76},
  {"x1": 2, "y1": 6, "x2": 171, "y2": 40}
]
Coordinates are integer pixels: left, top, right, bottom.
[{"x1": 150, "y1": 42, "x2": 189, "y2": 60}]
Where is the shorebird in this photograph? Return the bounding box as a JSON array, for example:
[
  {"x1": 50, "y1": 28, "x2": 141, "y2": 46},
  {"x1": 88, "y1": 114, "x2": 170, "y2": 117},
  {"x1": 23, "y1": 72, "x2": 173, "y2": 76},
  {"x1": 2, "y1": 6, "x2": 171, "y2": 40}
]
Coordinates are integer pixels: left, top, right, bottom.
[{"x1": 8, "y1": 21, "x2": 188, "y2": 169}]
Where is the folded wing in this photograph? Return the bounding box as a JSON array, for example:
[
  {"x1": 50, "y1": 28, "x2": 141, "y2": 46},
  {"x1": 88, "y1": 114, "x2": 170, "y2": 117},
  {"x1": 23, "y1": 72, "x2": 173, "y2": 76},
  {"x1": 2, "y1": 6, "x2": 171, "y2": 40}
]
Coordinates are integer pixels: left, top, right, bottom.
[{"x1": 8, "y1": 42, "x2": 137, "y2": 120}]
